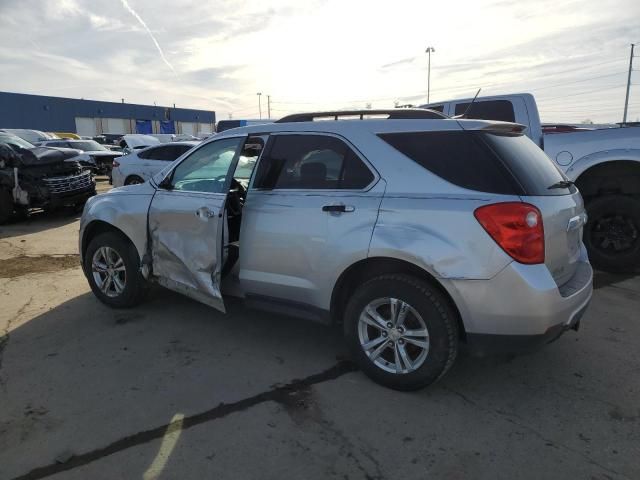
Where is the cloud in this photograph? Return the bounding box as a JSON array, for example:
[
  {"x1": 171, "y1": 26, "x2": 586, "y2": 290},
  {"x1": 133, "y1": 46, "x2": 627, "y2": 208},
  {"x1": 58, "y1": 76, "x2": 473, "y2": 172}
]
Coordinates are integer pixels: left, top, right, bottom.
[
  {"x1": 0, "y1": 0, "x2": 638, "y2": 122},
  {"x1": 379, "y1": 57, "x2": 417, "y2": 70},
  {"x1": 118, "y1": 0, "x2": 175, "y2": 74}
]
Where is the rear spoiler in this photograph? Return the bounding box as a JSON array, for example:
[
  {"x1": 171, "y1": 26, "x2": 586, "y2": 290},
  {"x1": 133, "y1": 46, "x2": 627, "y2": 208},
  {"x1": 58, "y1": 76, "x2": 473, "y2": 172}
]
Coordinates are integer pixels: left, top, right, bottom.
[{"x1": 458, "y1": 120, "x2": 528, "y2": 135}]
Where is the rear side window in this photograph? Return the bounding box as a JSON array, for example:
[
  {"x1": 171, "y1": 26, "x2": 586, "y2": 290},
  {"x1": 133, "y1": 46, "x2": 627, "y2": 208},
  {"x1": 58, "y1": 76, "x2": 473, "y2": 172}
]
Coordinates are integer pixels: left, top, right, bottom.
[
  {"x1": 378, "y1": 131, "x2": 519, "y2": 194},
  {"x1": 454, "y1": 100, "x2": 515, "y2": 122},
  {"x1": 481, "y1": 133, "x2": 574, "y2": 196},
  {"x1": 137, "y1": 147, "x2": 157, "y2": 160},
  {"x1": 253, "y1": 134, "x2": 374, "y2": 190}
]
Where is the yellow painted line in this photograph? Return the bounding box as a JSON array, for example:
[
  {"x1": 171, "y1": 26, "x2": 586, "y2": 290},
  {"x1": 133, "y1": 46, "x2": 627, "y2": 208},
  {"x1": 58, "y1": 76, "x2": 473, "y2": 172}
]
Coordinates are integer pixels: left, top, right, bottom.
[{"x1": 143, "y1": 413, "x2": 185, "y2": 480}]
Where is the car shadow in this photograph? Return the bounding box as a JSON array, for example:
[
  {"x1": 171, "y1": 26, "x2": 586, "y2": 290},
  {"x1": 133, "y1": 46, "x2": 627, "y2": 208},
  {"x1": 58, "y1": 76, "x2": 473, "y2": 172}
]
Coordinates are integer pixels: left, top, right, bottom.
[{"x1": 0, "y1": 288, "x2": 345, "y2": 479}]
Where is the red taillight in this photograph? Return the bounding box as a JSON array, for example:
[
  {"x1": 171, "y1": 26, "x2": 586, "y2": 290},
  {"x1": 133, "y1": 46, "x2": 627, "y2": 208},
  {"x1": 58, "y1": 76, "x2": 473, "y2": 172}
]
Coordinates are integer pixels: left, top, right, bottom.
[
  {"x1": 474, "y1": 202, "x2": 545, "y2": 264},
  {"x1": 112, "y1": 160, "x2": 120, "y2": 167}
]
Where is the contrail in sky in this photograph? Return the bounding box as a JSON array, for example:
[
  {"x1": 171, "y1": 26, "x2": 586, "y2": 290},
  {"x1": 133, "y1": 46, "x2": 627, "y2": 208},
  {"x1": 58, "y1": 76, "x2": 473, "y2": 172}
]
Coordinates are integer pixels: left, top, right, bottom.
[{"x1": 119, "y1": 0, "x2": 176, "y2": 73}]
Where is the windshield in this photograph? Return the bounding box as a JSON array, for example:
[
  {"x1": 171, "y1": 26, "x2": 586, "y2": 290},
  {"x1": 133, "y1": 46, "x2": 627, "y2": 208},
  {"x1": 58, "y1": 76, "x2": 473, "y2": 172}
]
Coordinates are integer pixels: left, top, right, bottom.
[
  {"x1": 71, "y1": 141, "x2": 107, "y2": 151},
  {"x1": 0, "y1": 135, "x2": 35, "y2": 150}
]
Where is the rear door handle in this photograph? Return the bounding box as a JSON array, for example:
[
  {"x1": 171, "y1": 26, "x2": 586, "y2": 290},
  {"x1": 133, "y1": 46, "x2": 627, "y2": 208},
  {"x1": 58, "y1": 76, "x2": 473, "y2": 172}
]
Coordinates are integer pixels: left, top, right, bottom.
[{"x1": 322, "y1": 204, "x2": 355, "y2": 213}]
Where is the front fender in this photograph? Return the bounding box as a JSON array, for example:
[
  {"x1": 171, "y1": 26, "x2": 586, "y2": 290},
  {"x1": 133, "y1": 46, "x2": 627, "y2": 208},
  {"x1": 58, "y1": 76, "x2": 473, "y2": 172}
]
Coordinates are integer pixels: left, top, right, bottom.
[{"x1": 79, "y1": 185, "x2": 154, "y2": 263}]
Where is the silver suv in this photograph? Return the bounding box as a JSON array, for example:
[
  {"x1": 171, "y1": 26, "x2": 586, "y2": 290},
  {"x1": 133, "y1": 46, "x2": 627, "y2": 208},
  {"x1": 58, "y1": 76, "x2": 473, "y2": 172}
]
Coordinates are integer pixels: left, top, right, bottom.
[{"x1": 79, "y1": 109, "x2": 593, "y2": 390}]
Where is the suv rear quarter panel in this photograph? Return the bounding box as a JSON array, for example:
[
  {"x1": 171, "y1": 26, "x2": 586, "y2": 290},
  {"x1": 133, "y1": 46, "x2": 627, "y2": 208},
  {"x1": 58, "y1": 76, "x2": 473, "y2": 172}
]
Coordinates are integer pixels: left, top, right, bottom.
[{"x1": 369, "y1": 195, "x2": 516, "y2": 280}]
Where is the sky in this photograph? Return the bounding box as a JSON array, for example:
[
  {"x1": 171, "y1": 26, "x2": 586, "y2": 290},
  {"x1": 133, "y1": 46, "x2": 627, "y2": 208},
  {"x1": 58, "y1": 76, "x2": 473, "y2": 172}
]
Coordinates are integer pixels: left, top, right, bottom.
[{"x1": 0, "y1": 0, "x2": 639, "y2": 123}]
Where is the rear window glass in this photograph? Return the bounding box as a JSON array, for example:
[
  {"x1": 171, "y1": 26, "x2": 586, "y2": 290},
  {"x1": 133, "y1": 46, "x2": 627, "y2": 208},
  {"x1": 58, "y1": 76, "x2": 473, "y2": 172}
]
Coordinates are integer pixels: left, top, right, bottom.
[
  {"x1": 454, "y1": 100, "x2": 515, "y2": 122},
  {"x1": 377, "y1": 131, "x2": 519, "y2": 195},
  {"x1": 480, "y1": 133, "x2": 574, "y2": 196}
]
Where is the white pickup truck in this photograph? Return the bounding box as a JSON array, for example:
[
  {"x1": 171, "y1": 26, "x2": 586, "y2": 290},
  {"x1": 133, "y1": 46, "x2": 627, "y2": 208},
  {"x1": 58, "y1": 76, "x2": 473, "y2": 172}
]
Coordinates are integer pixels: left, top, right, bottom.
[{"x1": 422, "y1": 93, "x2": 640, "y2": 272}]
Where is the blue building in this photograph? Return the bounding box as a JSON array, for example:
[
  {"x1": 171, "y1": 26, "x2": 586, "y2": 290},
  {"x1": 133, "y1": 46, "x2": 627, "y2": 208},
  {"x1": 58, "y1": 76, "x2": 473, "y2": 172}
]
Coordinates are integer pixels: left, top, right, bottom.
[{"x1": 0, "y1": 91, "x2": 215, "y2": 136}]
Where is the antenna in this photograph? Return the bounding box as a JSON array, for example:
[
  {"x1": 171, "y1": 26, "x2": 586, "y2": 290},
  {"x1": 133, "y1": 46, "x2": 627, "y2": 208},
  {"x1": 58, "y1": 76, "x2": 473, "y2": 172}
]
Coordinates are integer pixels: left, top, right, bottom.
[{"x1": 459, "y1": 88, "x2": 482, "y2": 118}]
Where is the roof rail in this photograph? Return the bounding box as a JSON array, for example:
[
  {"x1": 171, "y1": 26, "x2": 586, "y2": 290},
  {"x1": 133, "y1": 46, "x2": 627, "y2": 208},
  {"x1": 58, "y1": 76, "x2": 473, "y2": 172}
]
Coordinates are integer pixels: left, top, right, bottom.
[{"x1": 275, "y1": 108, "x2": 446, "y2": 123}]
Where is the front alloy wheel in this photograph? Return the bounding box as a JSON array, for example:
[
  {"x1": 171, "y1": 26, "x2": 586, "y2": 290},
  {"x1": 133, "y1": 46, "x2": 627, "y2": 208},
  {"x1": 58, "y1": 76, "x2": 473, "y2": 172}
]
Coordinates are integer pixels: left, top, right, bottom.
[
  {"x1": 85, "y1": 231, "x2": 147, "y2": 308},
  {"x1": 92, "y1": 246, "x2": 127, "y2": 297}
]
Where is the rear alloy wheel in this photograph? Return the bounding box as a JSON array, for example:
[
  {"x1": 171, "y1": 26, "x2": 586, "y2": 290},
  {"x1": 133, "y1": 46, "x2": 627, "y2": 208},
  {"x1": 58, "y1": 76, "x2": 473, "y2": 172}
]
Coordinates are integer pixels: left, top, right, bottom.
[
  {"x1": 344, "y1": 274, "x2": 459, "y2": 391},
  {"x1": 357, "y1": 298, "x2": 430, "y2": 374},
  {"x1": 124, "y1": 175, "x2": 144, "y2": 186},
  {"x1": 584, "y1": 195, "x2": 640, "y2": 272}
]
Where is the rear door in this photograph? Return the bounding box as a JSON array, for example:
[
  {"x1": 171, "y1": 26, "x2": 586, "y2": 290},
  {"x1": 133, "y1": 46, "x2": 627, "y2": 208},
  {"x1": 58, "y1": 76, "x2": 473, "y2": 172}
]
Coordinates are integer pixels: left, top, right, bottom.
[
  {"x1": 148, "y1": 136, "x2": 246, "y2": 311},
  {"x1": 480, "y1": 131, "x2": 586, "y2": 286},
  {"x1": 239, "y1": 133, "x2": 383, "y2": 312}
]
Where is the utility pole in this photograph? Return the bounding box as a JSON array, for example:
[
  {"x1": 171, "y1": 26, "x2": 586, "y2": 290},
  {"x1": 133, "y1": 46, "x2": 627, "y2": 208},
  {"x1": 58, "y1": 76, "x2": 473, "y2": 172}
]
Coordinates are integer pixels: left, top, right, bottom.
[
  {"x1": 257, "y1": 92, "x2": 262, "y2": 119},
  {"x1": 267, "y1": 95, "x2": 271, "y2": 118},
  {"x1": 623, "y1": 43, "x2": 635, "y2": 124},
  {"x1": 425, "y1": 46, "x2": 435, "y2": 104}
]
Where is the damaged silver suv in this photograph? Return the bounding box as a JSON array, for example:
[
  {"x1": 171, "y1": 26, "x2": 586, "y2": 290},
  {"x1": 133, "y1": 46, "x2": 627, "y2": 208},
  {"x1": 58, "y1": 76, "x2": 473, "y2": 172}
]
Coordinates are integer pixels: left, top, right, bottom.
[{"x1": 79, "y1": 109, "x2": 593, "y2": 390}]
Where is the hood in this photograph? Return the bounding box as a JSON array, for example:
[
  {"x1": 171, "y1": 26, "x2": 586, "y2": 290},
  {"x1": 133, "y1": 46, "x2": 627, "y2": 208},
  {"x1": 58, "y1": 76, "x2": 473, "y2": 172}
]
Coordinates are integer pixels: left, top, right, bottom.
[
  {"x1": 109, "y1": 180, "x2": 157, "y2": 195},
  {"x1": 19, "y1": 147, "x2": 81, "y2": 167}
]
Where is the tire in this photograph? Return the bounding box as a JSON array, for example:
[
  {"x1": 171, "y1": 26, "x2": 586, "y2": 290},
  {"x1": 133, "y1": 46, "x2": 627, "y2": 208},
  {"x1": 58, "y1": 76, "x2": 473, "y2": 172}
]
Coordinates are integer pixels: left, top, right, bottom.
[
  {"x1": 124, "y1": 175, "x2": 144, "y2": 186},
  {"x1": 0, "y1": 188, "x2": 13, "y2": 224},
  {"x1": 84, "y1": 231, "x2": 147, "y2": 308},
  {"x1": 343, "y1": 274, "x2": 459, "y2": 391},
  {"x1": 583, "y1": 195, "x2": 640, "y2": 272}
]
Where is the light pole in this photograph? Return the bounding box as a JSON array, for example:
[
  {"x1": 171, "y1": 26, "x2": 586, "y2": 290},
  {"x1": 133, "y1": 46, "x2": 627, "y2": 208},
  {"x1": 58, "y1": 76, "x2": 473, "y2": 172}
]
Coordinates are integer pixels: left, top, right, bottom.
[
  {"x1": 257, "y1": 92, "x2": 262, "y2": 119},
  {"x1": 425, "y1": 46, "x2": 435, "y2": 104},
  {"x1": 623, "y1": 43, "x2": 635, "y2": 124}
]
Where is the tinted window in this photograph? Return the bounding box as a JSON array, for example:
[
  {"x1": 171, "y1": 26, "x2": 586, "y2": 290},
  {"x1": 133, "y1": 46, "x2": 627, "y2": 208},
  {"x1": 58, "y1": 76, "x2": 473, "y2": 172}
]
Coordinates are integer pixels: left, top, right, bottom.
[
  {"x1": 137, "y1": 146, "x2": 160, "y2": 160},
  {"x1": 170, "y1": 138, "x2": 243, "y2": 193},
  {"x1": 71, "y1": 141, "x2": 107, "y2": 151},
  {"x1": 253, "y1": 135, "x2": 374, "y2": 190},
  {"x1": 173, "y1": 145, "x2": 194, "y2": 157},
  {"x1": 480, "y1": 133, "x2": 574, "y2": 196},
  {"x1": 427, "y1": 105, "x2": 444, "y2": 112},
  {"x1": 454, "y1": 100, "x2": 515, "y2": 122},
  {"x1": 377, "y1": 131, "x2": 519, "y2": 194}
]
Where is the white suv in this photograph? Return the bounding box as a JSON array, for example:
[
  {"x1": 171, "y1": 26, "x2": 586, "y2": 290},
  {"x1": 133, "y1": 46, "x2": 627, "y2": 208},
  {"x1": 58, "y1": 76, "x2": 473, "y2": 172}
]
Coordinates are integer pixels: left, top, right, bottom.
[{"x1": 79, "y1": 110, "x2": 593, "y2": 390}]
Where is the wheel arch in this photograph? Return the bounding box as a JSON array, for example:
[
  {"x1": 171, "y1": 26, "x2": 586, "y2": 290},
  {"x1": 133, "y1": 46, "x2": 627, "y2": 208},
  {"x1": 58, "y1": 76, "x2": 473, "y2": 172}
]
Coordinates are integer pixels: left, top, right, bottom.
[
  {"x1": 330, "y1": 256, "x2": 466, "y2": 340},
  {"x1": 81, "y1": 220, "x2": 139, "y2": 267},
  {"x1": 570, "y1": 157, "x2": 640, "y2": 199}
]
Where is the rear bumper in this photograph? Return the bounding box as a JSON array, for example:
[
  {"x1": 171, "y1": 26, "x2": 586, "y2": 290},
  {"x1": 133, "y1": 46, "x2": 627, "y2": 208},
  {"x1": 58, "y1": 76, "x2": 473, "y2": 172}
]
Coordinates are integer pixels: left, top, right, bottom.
[
  {"x1": 465, "y1": 299, "x2": 589, "y2": 356},
  {"x1": 445, "y1": 245, "x2": 593, "y2": 354}
]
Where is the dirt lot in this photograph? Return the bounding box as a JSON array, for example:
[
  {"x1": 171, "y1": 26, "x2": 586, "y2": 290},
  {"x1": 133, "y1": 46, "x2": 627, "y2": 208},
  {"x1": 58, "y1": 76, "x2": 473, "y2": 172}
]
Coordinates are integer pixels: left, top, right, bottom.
[{"x1": 1, "y1": 178, "x2": 639, "y2": 480}]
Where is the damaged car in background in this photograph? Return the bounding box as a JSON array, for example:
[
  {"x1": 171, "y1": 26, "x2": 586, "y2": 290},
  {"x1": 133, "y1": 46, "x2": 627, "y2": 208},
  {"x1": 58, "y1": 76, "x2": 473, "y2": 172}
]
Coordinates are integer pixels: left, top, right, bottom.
[
  {"x1": 0, "y1": 143, "x2": 95, "y2": 223},
  {"x1": 37, "y1": 139, "x2": 123, "y2": 177}
]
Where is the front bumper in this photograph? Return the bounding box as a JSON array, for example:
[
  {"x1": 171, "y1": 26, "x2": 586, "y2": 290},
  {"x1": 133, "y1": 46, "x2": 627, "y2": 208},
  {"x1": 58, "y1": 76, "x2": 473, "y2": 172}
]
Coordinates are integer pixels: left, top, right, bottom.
[
  {"x1": 445, "y1": 246, "x2": 593, "y2": 355},
  {"x1": 49, "y1": 188, "x2": 96, "y2": 208}
]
